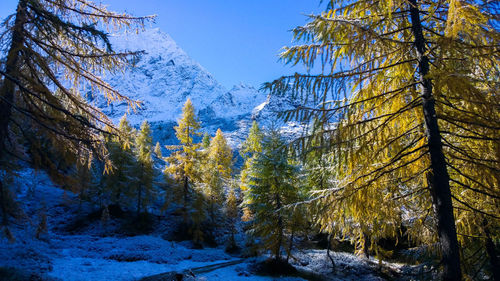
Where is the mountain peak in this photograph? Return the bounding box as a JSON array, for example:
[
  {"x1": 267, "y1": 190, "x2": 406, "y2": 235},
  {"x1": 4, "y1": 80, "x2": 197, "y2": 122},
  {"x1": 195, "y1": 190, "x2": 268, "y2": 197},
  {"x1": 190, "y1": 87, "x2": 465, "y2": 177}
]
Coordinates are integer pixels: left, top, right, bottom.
[{"x1": 90, "y1": 28, "x2": 272, "y2": 131}]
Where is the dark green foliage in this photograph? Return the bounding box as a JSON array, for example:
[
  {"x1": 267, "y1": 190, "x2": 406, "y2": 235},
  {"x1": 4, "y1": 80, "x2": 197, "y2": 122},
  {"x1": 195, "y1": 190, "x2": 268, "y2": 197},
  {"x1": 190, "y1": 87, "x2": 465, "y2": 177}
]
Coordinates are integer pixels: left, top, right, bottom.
[
  {"x1": 243, "y1": 129, "x2": 300, "y2": 260},
  {"x1": 133, "y1": 121, "x2": 155, "y2": 215},
  {"x1": 202, "y1": 133, "x2": 210, "y2": 149},
  {"x1": 103, "y1": 116, "x2": 137, "y2": 208}
]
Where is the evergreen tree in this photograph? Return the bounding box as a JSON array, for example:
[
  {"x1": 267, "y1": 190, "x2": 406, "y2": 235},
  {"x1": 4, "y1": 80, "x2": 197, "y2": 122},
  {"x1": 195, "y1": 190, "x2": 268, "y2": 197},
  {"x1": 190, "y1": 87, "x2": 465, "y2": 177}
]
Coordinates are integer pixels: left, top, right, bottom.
[
  {"x1": 243, "y1": 130, "x2": 299, "y2": 261},
  {"x1": 74, "y1": 158, "x2": 93, "y2": 207},
  {"x1": 85, "y1": 159, "x2": 108, "y2": 208},
  {"x1": 190, "y1": 190, "x2": 207, "y2": 248},
  {"x1": 202, "y1": 133, "x2": 211, "y2": 149},
  {"x1": 0, "y1": 0, "x2": 152, "y2": 225},
  {"x1": 225, "y1": 182, "x2": 239, "y2": 252},
  {"x1": 239, "y1": 121, "x2": 264, "y2": 222},
  {"x1": 102, "y1": 115, "x2": 136, "y2": 208},
  {"x1": 165, "y1": 99, "x2": 202, "y2": 222},
  {"x1": 240, "y1": 121, "x2": 264, "y2": 161},
  {"x1": 134, "y1": 120, "x2": 154, "y2": 215},
  {"x1": 266, "y1": 1, "x2": 499, "y2": 279}
]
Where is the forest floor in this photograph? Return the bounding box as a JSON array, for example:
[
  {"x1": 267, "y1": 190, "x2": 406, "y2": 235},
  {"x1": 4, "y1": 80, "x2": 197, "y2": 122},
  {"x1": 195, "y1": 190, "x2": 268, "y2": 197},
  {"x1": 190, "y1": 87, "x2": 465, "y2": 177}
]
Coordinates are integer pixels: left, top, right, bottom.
[{"x1": 0, "y1": 167, "x2": 420, "y2": 281}]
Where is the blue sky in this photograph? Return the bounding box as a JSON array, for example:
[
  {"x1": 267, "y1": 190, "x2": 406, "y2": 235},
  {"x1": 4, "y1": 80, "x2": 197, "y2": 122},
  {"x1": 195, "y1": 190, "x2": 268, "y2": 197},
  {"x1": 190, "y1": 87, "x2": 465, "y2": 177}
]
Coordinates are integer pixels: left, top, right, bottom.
[{"x1": 0, "y1": 0, "x2": 325, "y2": 89}]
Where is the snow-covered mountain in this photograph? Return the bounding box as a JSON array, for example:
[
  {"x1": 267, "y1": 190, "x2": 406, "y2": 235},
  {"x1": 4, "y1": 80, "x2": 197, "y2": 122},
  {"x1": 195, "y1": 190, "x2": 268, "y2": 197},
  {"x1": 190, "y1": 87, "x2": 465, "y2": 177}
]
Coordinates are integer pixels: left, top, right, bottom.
[
  {"x1": 91, "y1": 28, "x2": 301, "y2": 147},
  {"x1": 94, "y1": 28, "x2": 264, "y2": 124}
]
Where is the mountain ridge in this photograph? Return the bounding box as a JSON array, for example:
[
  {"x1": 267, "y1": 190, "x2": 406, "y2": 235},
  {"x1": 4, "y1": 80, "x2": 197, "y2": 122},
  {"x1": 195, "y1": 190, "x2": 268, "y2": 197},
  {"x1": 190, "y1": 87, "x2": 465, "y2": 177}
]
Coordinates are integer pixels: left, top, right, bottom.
[{"x1": 90, "y1": 28, "x2": 301, "y2": 148}]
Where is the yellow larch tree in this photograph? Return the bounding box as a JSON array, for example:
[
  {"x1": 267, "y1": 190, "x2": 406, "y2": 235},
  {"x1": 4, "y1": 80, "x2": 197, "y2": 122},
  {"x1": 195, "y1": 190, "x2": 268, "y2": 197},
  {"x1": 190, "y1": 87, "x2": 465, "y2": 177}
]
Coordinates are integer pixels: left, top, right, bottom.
[
  {"x1": 266, "y1": 1, "x2": 499, "y2": 280},
  {"x1": 0, "y1": 0, "x2": 153, "y2": 229},
  {"x1": 164, "y1": 99, "x2": 202, "y2": 223}
]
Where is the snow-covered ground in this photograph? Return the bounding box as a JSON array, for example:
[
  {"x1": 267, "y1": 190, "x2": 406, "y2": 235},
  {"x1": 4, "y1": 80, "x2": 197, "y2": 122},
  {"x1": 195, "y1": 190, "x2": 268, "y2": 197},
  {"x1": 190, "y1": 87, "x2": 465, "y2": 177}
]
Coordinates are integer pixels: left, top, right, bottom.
[{"x1": 0, "y1": 167, "x2": 411, "y2": 281}]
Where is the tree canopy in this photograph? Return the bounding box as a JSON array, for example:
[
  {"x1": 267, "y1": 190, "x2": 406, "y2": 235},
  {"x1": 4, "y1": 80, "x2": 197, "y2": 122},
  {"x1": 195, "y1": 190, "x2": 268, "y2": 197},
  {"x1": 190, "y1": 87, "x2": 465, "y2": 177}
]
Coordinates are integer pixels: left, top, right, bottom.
[{"x1": 266, "y1": 0, "x2": 499, "y2": 279}]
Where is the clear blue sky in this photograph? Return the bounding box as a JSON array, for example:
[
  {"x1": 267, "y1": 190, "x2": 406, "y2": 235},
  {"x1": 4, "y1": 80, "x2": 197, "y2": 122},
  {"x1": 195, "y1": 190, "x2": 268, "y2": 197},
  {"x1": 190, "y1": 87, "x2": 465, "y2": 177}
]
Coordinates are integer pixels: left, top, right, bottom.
[{"x1": 0, "y1": 0, "x2": 325, "y2": 89}]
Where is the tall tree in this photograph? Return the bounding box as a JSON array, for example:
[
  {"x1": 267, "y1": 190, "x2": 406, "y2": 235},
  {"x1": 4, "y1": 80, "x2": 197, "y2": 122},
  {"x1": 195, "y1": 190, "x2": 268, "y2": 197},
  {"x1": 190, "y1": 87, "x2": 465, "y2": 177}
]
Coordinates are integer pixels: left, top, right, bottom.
[
  {"x1": 134, "y1": 120, "x2": 154, "y2": 215},
  {"x1": 204, "y1": 129, "x2": 233, "y2": 217},
  {"x1": 103, "y1": 115, "x2": 136, "y2": 207},
  {"x1": 201, "y1": 133, "x2": 211, "y2": 149},
  {"x1": 266, "y1": 1, "x2": 499, "y2": 279},
  {"x1": 225, "y1": 181, "x2": 239, "y2": 252},
  {"x1": 239, "y1": 121, "x2": 264, "y2": 222},
  {"x1": 165, "y1": 99, "x2": 202, "y2": 222},
  {"x1": 0, "y1": 0, "x2": 152, "y2": 224},
  {"x1": 154, "y1": 142, "x2": 162, "y2": 159},
  {"x1": 243, "y1": 130, "x2": 299, "y2": 261}
]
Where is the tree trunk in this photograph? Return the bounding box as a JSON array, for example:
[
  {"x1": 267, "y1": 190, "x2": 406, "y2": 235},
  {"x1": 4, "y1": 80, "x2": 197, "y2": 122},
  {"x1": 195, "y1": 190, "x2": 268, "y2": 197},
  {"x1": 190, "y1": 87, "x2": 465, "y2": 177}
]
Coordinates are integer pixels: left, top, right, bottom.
[
  {"x1": 275, "y1": 192, "x2": 283, "y2": 260},
  {"x1": 408, "y1": 1, "x2": 462, "y2": 280},
  {"x1": 183, "y1": 175, "x2": 188, "y2": 224},
  {"x1": 137, "y1": 184, "x2": 142, "y2": 215},
  {"x1": 483, "y1": 219, "x2": 500, "y2": 281},
  {"x1": 137, "y1": 165, "x2": 143, "y2": 215},
  {"x1": 0, "y1": 0, "x2": 27, "y2": 161},
  {"x1": 0, "y1": 180, "x2": 8, "y2": 225},
  {"x1": 287, "y1": 228, "x2": 294, "y2": 263},
  {"x1": 363, "y1": 232, "x2": 370, "y2": 259},
  {"x1": 327, "y1": 232, "x2": 335, "y2": 272}
]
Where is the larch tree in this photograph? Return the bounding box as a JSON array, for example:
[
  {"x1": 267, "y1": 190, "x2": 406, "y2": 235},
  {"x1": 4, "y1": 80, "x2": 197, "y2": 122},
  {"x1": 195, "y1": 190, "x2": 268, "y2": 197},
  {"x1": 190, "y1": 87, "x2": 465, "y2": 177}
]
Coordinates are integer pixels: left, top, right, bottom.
[
  {"x1": 266, "y1": 0, "x2": 499, "y2": 280},
  {"x1": 134, "y1": 120, "x2": 154, "y2": 215},
  {"x1": 164, "y1": 98, "x2": 202, "y2": 223},
  {"x1": 0, "y1": 0, "x2": 153, "y2": 225},
  {"x1": 154, "y1": 142, "x2": 162, "y2": 159},
  {"x1": 243, "y1": 129, "x2": 300, "y2": 261}
]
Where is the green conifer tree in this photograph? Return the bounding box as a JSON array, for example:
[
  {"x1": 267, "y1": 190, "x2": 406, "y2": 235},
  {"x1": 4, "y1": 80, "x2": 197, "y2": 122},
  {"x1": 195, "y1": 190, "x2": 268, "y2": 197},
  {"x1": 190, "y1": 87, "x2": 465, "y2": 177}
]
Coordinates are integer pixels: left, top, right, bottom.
[
  {"x1": 239, "y1": 121, "x2": 264, "y2": 222},
  {"x1": 202, "y1": 133, "x2": 211, "y2": 149},
  {"x1": 240, "y1": 121, "x2": 264, "y2": 160},
  {"x1": 190, "y1": 190, "x2": 207, "y2": 248},
  {"x1": 225, "y1": 182, "x2": 239, "y2": 252},
  {"x1": 134, "y1": 120, "x2": 154, "y2": 215},
  {"x1": 243, "y1": 130, "x2": 299, "y2": 261},
  {"x1": 102, "y1": 115, "x2": 136, "y2": 208}
]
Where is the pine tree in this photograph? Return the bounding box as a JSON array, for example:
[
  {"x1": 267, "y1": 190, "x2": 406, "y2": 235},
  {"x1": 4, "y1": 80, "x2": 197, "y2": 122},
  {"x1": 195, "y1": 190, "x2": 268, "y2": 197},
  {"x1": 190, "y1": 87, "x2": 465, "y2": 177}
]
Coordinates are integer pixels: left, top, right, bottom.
[
  {"x1": 134, "y1": 120, "x2": 154, "y2": 215},
  {"x1": 190, "y1": 191, "x2": 207, "y2": 248},
  {"x1": 225, "y1": 182, "x2": 239, "y2": 252},
  {"x1": 74, "y1": 158, "x2": 92, "y2": 207},
  {"x1": 0, "y1": 0, "x2": 152, "y2": 225},
  {"x1": 102, "y1": 115, "x2": 136, "y2": 208},
  {"x1": 240, "y1": 121, "x2": 264, "y2": 161},
  {"x1": 165, "y1": 99, "x2": 202, "y2": 223},
  {"x1": 266, "y1": 1, "x2": 499, "y2": 279},
  {"x1": 202, "y1": 133, "x2": 211, "y2": 149},
  {"x1": 239, "y1": 121, "x2": 264, "y2": 222},
  {"x1": 243, "y1": 130, "x2": 299, "y2": 261}
]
